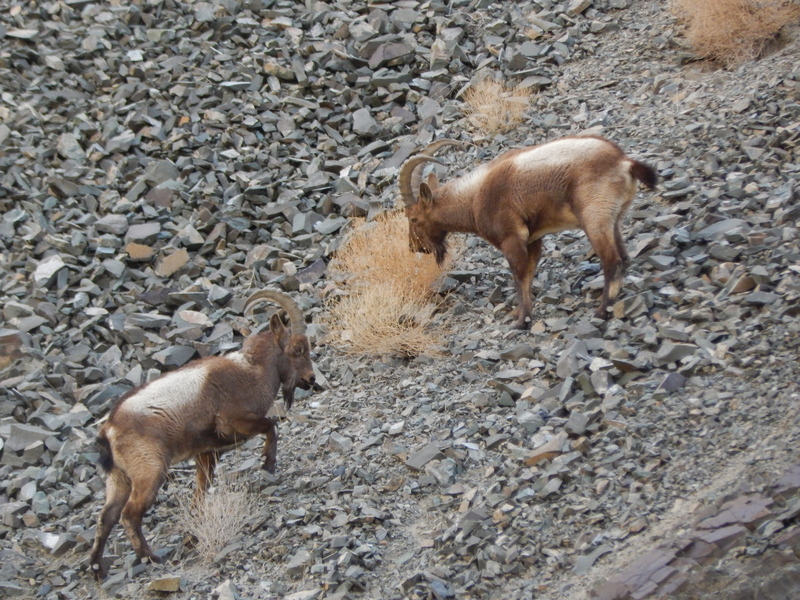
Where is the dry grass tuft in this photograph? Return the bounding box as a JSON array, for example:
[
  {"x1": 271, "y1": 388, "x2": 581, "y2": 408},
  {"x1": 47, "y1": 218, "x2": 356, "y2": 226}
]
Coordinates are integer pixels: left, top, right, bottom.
[
  {"x1": 326, "y1": 211, "x2": 458, "y2": 357},
  {"x1": 175, "y1": 470, "x2": 253, "y2": 562},
  {"x1": 462, "y1": 78, "x2": 533, "y2": 135},
  {"x1": 331, "y1": 212, "x2": 446, "y2": 295},
  {"x1": 328, "y1": 285, "x2": 443, "y2": 358},
  {"x1": 672, "y1": 0, "x2": 800, "y2": 67}
]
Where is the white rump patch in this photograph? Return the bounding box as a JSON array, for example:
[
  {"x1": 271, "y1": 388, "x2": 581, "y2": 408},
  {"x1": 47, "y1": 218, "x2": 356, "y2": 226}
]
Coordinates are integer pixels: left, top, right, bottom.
[{"x1": 121, "y1": 365, "x2": 207, "y2": 415}]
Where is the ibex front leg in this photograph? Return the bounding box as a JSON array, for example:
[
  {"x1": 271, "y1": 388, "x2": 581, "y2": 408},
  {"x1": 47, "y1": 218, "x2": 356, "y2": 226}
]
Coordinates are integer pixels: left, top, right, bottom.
[
  {"x1": 261, "y1": 419, "x2": 278, "y2": 474},
  {"x1": 216, "y1": 411, "x2": 280, "y2": 473}
]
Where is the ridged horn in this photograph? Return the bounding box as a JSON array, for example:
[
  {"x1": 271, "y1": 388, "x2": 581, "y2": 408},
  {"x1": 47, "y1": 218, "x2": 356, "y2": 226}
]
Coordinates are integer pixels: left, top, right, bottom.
[
  {"x1": 420, "y1": 139, "x2": 463, "y2": 155},
  {"x1": 244, "y1": 290, "x2": 306, "y2": 335},
  {"x1": 398, "y1": 139, "x2": 463, "y2": 207},
  {"x1": 399, "y1": 155, "x2": 443, "y2": 206}
]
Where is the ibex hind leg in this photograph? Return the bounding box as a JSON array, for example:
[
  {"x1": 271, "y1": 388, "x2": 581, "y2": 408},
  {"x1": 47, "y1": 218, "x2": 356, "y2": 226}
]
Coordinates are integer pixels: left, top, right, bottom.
[
  {"x1": 121, "y1": 469, "x2": 167, "y2": 565},
  {"x1": 90, "y1": 469, "x2": 131, "y2": 580},
  {"x1": 501, "y1": 236, "x2": 541, "y2": 329},
  {"x1": 614, "y1": 220, "x2": 630, "y2": 268},
  {"x1": 582, "y1": 223, "x2": 624, "y2": 319}
]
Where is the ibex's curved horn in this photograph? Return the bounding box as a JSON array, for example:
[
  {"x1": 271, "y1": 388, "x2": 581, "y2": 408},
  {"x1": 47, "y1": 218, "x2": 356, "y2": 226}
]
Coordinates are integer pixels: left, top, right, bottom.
[
  {"x1": 399, "y1": 155, "x2": 443, "y2": 207},
  {"x1": 420, "y1": 139, "x2": 463, "y2": 156},
  {"x1": 244, "y1": 290, "x2": 306, "y2": 335},
  {"x1": 398, "y1": 139, "x2": 463, "y2": 207}
]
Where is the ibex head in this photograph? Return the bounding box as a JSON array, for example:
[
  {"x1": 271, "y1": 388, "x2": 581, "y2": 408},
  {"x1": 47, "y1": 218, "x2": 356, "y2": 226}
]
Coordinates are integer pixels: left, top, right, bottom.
[{"x1": 398, "y1": 139, "x2": 463, "y2": 264}]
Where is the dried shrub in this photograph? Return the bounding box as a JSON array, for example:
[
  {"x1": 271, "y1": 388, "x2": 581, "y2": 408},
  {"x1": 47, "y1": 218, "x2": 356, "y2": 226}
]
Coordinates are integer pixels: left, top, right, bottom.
[
  {"x1": 328, "y1": 285, "x2": 443, "y2": 357},
  {"x1": 462, "y1": 78, "x2": 533, "y2": 135},
  {"x1": 332, "y1": 212, "x2": 446, "y2": 295},
  {"x1": 175, "y1": 470, "x2": 252, "y2": 562},
  {"x1": 672, "y1": 0, "x2": 800, "y2": 67},
  {"x1": 326, "y1": 211, "x2": 458, "y2": 357}
]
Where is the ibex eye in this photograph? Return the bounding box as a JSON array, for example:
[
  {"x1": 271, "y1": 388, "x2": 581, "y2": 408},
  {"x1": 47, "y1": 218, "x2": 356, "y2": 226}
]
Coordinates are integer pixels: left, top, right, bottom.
[{"x1": 410, "y1": 218, "x2": 418, "y2": 224}]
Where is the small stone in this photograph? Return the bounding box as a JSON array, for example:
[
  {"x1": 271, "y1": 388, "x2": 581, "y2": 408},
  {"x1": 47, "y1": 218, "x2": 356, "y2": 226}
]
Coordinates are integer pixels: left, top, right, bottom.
[
  {"x1": 500, "y1": 344, "x2": 536, "y2": 361},
  {"x1": 151, "y1": 346, "x2": 196, "y2": 368},
  {"x1": 648, "y1": 255, "x2": 676, "y2": 270},
  {"x1": 315, "y1": 216, "x2": 348, "y2": 235},
  {"x1": 573, "y1": 544, "x2": 612, "y2": 574},
  {"x1": 4, "y1": 423, "x2": 55, "y2": 452},
  {"x1": 124, "y1": 243, "x2": 154, "y2": 261},
  {"x1": 696, "y1": 524, "x2": 748, "y2": 551},
  {"x1": 565, "y1": 411, "x2": 589, "y2": 436},
  {"x1": 352, "y1": 108, "x2": 380, "y2": 136},
  {"x1": 656, "y1": 372, "x2": 687, "y2": 393},
  {"x1": 567, "y1": 0, "x2": 593, "y2": 16},
  {"x1": 329, "y1": 432, "x2": 353, "y2": 454},
  {"x1": 286, "y1": 550, "x2": 312, "y2": 577},
  {"x1": 406, "y1": 443, "x2": 445, "y2": 471},
  {"x1": 148, "y1": 576, "x2": 182, "y2": 592},
  {"x1": 656, "y1": 342, "x2": 697, "y2": 366},
  {"x1": 155, "y1": 249, "x2": 190, "y2": 277},
  {"x1": 591, "y1": 370, "x2": 614, "y2": 394},
  {"x1": 125, "y1": 222, "x2": 162, "y2": 245},
  {"x1": 195, "y1": 3, "x2": 216, "y2": 23},
  {"x1": 729, "y1": 275, "x2": 756, "y2": 294},
  {"x1": 208, "y1": 285, "x2": 232, "y2": 305},
  {"x1": 56, "y1": 133, "x2": 86, "y2": 161},
  {"x1": 177, "y1": 225, "x2": 204, "y2": 249},
  {"x1": 292, "y1": 212, "x2": 324, "y2": 235},
  {"x1": 127, "y1": 313, "x2": 171, "y2": 329},
  {"x1": 33, "y1": 255, "x2": 67, "y2": 287},
  {"x1": 426, "y1": 458, "x2": 458, "y2": 486},
  {"x1": 732, "y1": 98, "x2": 751, "y2": 113},
  {"x1": 697, "y1": 219, "x2": 745, "y2": 242},
  {"x1": 743, "y1": 291, "x2": 780, "y2": 306},
  {"x1": 523, "y1": 432, "x2": 568, "y2": 467},
  {"x1": 95, "y1": 214, "x2": 129, "y2": 235},
  {"x1": 284, "y1": 590, "x2": 321, "y2": 600},
  {"x1": 143, "y1": 160, "x2": 179, "y2": 185},
  {"x1": 178, "y1": 310, "x2": 213, "y2": 329}
]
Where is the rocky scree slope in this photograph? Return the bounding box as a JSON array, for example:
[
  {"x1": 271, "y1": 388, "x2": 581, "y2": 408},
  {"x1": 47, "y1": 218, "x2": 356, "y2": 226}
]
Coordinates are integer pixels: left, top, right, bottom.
[{"x1": 0, "y1": 0, "x2": 799, "y2": 599}]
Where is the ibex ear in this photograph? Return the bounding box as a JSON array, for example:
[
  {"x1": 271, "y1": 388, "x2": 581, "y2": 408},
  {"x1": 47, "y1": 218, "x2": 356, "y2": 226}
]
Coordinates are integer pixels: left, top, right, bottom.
[
  {"x1": 419, "y1": 182, "x2": 434, "y2": 207},
  {"x1": 426, "y1": 171, "x2": 439, "y2": 191},
  {"x1": 269, "y1": 313, "x2": 290, "y2": 350}
]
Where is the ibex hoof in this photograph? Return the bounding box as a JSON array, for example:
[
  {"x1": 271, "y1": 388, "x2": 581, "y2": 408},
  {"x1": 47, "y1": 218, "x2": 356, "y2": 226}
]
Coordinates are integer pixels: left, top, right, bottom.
[
  {"x1": 91, "y1": 562, "x2": 106, "y2": 582},
  {"x1": 593, "y1": 306, "x2": 611, "y2": 319},
  {"x1": 142, "y1": 552, "x2": 163, "y2": 565},
  {"x1": 512, "y1": 313, "x2": 531, "y2": 330}
]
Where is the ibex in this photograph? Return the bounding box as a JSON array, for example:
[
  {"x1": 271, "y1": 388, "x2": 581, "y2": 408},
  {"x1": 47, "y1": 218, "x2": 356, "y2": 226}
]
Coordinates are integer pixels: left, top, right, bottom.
[
  {"x1": 400, "y1": 136, "x2": 657, "y2": 328},
  {"x1": 89, "y1": 290, "x2": 315, "y2": 579}
]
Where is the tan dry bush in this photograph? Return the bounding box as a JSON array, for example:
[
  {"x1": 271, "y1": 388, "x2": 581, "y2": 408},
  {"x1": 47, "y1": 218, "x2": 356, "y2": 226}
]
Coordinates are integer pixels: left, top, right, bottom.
[
  {"x1": 326, "y1": 211, "x2": 458, "y2": 357},
  {"x1": 462, "y1": 78, "x2": 533, "y2": 135},
  {"x1": 331, "y1": 211, "x2": 446, "y2": 294},
  {"x1": 329, "y1": 284, "x2": 443, "y2": 357},
  {"x1": 175, "y1": 470, "x2": 252, "y2": 562},
  {"x1": 672, "y1": 0, "x2": 800, "y2": 67}
]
